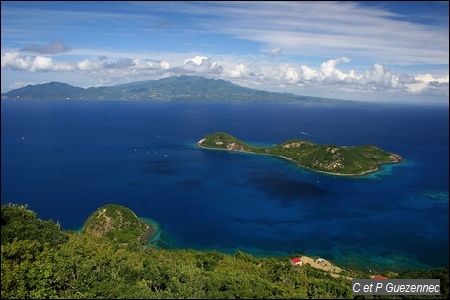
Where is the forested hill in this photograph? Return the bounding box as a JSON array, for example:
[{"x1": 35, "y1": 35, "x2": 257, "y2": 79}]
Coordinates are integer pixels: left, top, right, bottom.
[
  {"x1": 81, "y1": 204, "x2": 152, "y2": 244},
  {"x1": 1, "y1": 203, "x2": 448, "y2": 299},
  {"x1": 1, "y1": 75, "x2": 355, "y2": 102}
]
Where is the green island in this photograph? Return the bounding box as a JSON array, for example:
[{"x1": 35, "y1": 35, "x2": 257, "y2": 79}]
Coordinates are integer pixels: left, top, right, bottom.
[{"x1": 198, "y1": 132, "x2": 402, "y2": 176}]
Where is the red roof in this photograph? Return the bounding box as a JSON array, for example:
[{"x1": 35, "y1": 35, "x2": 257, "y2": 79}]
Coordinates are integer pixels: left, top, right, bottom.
[
  {"x1": 290, "y1": 257, "x2": 302, "y2": 264},
  {"x1": 372, "y1": 275, "x2": 388, "y2": 280}
]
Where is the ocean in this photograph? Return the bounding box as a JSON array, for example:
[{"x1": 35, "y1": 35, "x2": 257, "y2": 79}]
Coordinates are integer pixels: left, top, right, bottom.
[{"x1": 1, "y1": 100, "x2": 448, "y2": 272}]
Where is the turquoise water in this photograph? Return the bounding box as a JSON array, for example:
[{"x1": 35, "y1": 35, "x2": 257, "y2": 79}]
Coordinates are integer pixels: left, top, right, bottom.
[{"x1": 1, "y1": 100, "x2": 448, "y2": 272}]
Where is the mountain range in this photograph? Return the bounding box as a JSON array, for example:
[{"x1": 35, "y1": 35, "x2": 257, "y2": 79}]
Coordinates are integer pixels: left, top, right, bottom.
[{"x1": 1, "y1": 75, "x2": 354, "y2": 103}]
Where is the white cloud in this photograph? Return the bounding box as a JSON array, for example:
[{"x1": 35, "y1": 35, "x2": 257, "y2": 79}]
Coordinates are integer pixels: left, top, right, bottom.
[
  {"x1": 147, "y1": 1, "x2": 448, "y2": 66},
  {"x1": 284, "y1": 67, "x2": 299, "y2": 82},
  {"x1": 1, "y1": 51, "x2": 37, "y2": 71},
  {"x1": 1, "y1": 50, "x2": 448, "y2": 98},
  {"x1": 180, "y1": 56, "x2": 222, "y2": 74},
  {"x1": 77, "y1": 59, "x2": 97, "y2": 72},
  {"x1": 227, "y1": 63, "x2": 247, "y2": 78},
  {"x1": 405, "y1": 74, "x2": 449, "y2": 94},
  {"x1": 160, "y1": 60, "x2": 170, "y2": 70},
  {"x1": 1, "y1": 1, "x2": 448, "y2": 102},
  {"x1": 320, "y1": 57, "x2": 353, "y2": 80},
  {"x1": 30, "y1": 56, "x2": 54, "y2": 72},
  {"x1": 299, "y1": 65, "x2": 319, "y2": 81},
  {"x1": 184, "y1": 56, "x2": 209, "y2": 66},
  {"x1": 219, "y1": 9, "x2": 425, "y2": 65}
]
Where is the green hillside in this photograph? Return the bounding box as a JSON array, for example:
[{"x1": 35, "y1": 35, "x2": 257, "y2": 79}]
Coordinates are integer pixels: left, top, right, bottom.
[
  {"x1": 198, "y1": 132, "x2": 402, "y2": 175},
  {"x1": 1, "y1": 75, "x2": 356, "y2": 103},
  {"x1": 82, "y1": 204, "x2": 151, "y2": 244},
  {"x1": 2, "y1": 203, "x2": 447, "y2": 299}
]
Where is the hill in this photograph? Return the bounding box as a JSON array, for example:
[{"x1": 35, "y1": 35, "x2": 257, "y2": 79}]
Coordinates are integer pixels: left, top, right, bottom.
[
  {"x1": 1, "y1": 75, "x2": 356, "y2": 102},
  {"x1": 81, "y1": 204, "x2": 152, "y2": 244},
  {"x1": 198, "y1": 132, "x2": 402, "y2": 176}
]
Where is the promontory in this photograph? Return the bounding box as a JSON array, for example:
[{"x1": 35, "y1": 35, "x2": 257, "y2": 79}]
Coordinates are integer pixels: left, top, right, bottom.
[
  {"x1": 81, "y1": 204, "x2": 155, "y2": 245},
  {"x1": 197, "y1": 132, "x2": 402, "y2": 176}
]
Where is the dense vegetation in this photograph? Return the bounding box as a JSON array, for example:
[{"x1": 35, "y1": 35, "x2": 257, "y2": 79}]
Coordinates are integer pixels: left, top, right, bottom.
[
  {"x1": 1, "y1": 203, "x2": 447, "y2": 299},
  {"x1": 82, "y1": 204, "x2": 150, "y2": 244},
  {"x1": 198, "y1": 132, "x2": 402, "y2": 175},
  {"x1": 0, "y1": 75, "x2": 355, "y2": 102}
]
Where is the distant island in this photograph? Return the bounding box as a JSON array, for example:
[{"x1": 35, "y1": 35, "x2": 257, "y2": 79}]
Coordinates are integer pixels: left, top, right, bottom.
[
  {"x1": 1, "y1": 75, "x2": 358, "y2": 103},
  {"x1": 198, "y1": 132, "x2": 402, "y2": 176}
]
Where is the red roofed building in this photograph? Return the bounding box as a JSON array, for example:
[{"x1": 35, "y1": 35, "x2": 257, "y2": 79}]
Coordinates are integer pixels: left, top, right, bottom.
[
  {"x1": 372, "y1": 275, "x2": 388, "y2": 280},
  {"x1": 290, "y1": 257, "x2": 303, "y2": 266}
]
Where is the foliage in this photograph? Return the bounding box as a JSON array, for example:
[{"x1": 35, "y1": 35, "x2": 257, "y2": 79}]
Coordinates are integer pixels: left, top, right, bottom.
[
  {"x1": 198, "y1": 132, "x2": 401, "y2": 175},
  {"x1": 81, "y1": 203, "x2": 149, "y2": 245},
  {"x1": 394, "y1": 268, "x2": 449, "y2": 298},
  {"x1": 1, "y1": 203, "x2": 69, "y2": 246},
  {"x1": 2, "y1": 203, "x2": 447, "y2": 299},
  {"x1": 1, "y1": 75, "x2": 356, "y2": 103}
]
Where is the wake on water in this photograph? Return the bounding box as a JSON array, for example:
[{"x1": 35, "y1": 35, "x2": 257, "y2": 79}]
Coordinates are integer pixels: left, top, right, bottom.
[{"x1": 300, "y1": 131, "x2": 344, "y2": 143}]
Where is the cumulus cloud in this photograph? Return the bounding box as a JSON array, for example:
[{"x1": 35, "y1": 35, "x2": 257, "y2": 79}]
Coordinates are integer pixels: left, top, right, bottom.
[
  {"x1": 405, "y1": 74, "x2": 449, "y2": 94},
  {"x1": 184, "y1": 56, "x2": 209, "y2": 68},
  {"x1": 160, "y1": 60, "x2": 170, "y2": 70},
  {"x1": 21, "y1": 39, "x2": 72, "y2": 55},
  {"x1": 299, "y1": 65, "x2": 319, "y2": 81},
  {"x1": 320, "y1": 57, "x2": 352, "y2": 79},
  {"x1": 1, "y1": 50, "x2": 448, "y2": 97},
  {"x1": 285, "y1": 67, "x2": 299, "y2": 82},
  {"x1": 0, "y1": 51, "x2": 71, "y2": 72},
  {"x1": 30, "y1": 56, "x2": 54, "y2": 72},
  {"x1": 179, "y1": 55, "x2": 222, "y2": 74},
  {"x1": 228, "y1": 63, "x2": 247, "y2": 78}
]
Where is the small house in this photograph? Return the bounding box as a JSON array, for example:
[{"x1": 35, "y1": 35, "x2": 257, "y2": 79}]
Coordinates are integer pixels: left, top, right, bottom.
[
  {"x1": 372, "y1": 275, "x2": 388, "y2": 280},
  {"x1": 290, "y1": 257, "x2": 302, "y2": 266}
]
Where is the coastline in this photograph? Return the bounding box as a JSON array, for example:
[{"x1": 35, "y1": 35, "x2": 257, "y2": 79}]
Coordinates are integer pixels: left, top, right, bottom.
[
  {"x1": 138, "y1": 217, "x2": 161, "y2": 244},
  {"x1": 197, "y1": 143, "x2": 397, "y2": 177}
]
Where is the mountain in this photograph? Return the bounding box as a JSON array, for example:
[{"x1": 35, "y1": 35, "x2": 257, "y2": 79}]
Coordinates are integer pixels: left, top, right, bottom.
[{"x1": 1, "y1": 75, "x2": 354, "y2": 103}]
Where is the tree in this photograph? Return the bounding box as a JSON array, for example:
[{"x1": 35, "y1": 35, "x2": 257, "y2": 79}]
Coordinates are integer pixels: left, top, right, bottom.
[{"x1": 1, "y1": 203, "x2": 69, "y2": 246}]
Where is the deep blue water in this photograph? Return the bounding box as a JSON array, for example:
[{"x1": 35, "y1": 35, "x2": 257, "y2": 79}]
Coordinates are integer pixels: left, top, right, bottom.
[{"x1": 1, "y1": 100, "x2": 448, "y2": 272}]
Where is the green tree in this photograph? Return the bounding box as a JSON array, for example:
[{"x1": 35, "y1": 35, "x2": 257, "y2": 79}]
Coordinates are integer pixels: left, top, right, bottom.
[{"x1": 1, "y1": 203, "x2": 69, "y2": 246}]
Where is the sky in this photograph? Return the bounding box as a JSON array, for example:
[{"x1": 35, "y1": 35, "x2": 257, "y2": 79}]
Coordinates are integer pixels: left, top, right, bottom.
[{"x1": 1, "y1": 1, "x2": 449, "y2": 104}]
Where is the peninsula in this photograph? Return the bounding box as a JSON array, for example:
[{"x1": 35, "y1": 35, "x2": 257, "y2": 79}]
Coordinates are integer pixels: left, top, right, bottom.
[{"x1": 197, "y1": 132, "x2": 402, "y2": 176}]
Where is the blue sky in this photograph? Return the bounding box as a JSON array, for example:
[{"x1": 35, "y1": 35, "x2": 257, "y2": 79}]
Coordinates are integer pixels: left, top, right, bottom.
[{"x1": 1, "y1": 1, "x2": 448, "y2": 103}]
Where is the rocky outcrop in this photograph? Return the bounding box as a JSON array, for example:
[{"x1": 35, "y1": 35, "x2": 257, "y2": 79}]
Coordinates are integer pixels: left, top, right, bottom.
[
  {"x1": 390, "y1": 154, "x2": 402, "y2": 162},
  {"x1": 226, "y1": 142, "x2": 247, "y2": 151}
]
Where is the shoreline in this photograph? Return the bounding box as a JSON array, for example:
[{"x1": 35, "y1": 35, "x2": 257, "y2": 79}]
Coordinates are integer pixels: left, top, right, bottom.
[
  {"x1": 197, "y1": 143, "x2": 397, "y2": 177},
  {"x1": 138, "y1": 217, "x2": 161, "y2": 244}
]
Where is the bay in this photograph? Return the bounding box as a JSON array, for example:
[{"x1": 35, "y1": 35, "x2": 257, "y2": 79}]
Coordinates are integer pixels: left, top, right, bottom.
[{"x1": 1, "y1": 100, "x2": 448, "y2": 272}]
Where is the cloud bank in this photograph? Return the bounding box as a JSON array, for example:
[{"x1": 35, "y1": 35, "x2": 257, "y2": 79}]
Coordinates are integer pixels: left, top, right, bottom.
[
  {"x1": 1, "y1": 1, "x2": 448, "y2": 102},
  {"x1": 2, "y1": 50, "x2": 448, "y2": 98}
]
